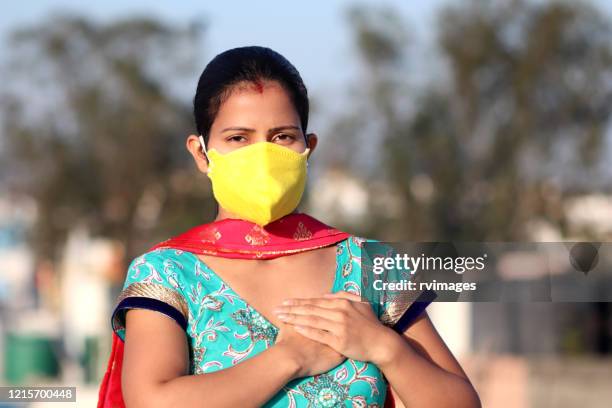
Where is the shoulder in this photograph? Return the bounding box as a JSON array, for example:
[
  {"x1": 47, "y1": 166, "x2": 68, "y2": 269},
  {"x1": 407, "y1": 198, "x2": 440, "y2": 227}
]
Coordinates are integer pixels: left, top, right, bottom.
[
  {"x1": 127, "y1": 247, "x2": 187, "y2": 269},
  {"x1": 121, "y1": 248, "x2": 196, "y2": 300},
  {"x1": 339, "y1": 235, "x2": 386, "y2": 256},
  {"x1": 335, "y1": 235, "x2": 382, "y2": 285},
  {"x1": 340, "y1": 235, "x2": 376, "y2": 247},
  {"x1": 112, "y1": 248, "x2": 193, "y2": 339},
  {"x1": 334, "y1": 236, "x2": 392, "y2": 316},
  {"x1": 125, "y1": 248, "x2": 195, "y2": 281}
]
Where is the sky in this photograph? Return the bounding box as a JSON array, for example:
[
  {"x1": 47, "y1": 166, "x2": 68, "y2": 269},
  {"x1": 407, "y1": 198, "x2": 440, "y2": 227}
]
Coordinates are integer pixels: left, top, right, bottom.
[
  {"x1": 2, "y1": 0, "x2": 612, "y2": 137},
  {"x1": 3, "y1": 0, "x2": 612, "y2": 95},
  {"x1": 0, "y1": 1, "x2": 453, "y2": 126},
  {"x1": 0, "y1": 1, "x2": 449, "y2": 83}
]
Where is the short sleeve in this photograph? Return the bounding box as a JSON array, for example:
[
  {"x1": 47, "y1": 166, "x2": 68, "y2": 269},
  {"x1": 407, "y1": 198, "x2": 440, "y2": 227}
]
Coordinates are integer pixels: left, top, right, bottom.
[
  {"x1": 111, "y1": 249, "x2": 190, "y2": 342},
  {"x1": 358, "y1": 239, "x2": 431, "y2": 329}
]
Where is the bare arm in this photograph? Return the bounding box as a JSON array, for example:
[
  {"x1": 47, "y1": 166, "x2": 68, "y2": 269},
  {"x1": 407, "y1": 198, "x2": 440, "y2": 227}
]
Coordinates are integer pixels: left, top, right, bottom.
[
  {"x1": 122, "y1": 309, "x2": 345, "y2": 408},
  {"x1": 379, "y1": 312, "x2": 481, "y2": 408},
  {"x1": 122, "y1": 309, "x2": 300, "y2": 408}
]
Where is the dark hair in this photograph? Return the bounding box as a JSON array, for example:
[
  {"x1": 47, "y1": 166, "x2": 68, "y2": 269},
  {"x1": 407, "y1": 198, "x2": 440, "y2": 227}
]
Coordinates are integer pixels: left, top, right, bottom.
[{"x1": 194, "y1": 46, "x2": 309, "y2": 145}]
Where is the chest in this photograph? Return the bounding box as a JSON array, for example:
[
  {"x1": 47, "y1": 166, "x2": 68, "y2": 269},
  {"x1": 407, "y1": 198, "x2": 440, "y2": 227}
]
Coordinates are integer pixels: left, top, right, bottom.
[{"x1": 195, "y1": 245, "x2": 338, "y2": 328}]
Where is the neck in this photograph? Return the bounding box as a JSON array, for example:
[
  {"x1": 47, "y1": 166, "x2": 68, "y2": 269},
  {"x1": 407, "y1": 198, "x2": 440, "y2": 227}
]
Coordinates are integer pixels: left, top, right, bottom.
[
  {"x1": 213, "y1": 206, "x2": 236, "y2": 222},
  {"x1": 214, "y1": 207, "x2": 302, "y2": 223}
]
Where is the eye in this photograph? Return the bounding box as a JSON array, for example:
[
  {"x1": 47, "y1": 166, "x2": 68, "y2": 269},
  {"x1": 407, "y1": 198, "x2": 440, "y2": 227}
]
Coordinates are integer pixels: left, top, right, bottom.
[
  {"x1": 227, "y1": 135, "x2": 247, "y2": 143},
  {"x1": 272, "y1": 133, "x2": 297, "y2": 144}
]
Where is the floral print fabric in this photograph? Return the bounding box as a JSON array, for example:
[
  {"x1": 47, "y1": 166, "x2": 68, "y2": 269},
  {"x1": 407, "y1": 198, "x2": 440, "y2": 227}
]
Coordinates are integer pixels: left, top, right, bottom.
[{"x1": 112, "y1": 236, "x2": 395, "y2": 407}]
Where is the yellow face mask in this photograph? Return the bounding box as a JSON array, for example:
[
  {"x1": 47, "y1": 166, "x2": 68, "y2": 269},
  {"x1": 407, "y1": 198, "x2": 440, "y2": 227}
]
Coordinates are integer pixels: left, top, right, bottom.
[{"x1": 199, "y1": 136, "x2": 310, "y2": 226}]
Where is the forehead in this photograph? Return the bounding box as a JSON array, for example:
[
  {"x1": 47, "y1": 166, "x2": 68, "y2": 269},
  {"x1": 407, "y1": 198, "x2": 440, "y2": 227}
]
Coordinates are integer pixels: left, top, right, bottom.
[{"x1": 212, "y1": 80, "x2": 300, "y2": 128}]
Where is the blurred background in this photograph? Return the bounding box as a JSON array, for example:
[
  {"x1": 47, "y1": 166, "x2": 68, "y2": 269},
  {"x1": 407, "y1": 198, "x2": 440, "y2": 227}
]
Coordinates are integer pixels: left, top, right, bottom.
[{"x1": 1, "y1": 0, "x2": 612, "y2": 406}]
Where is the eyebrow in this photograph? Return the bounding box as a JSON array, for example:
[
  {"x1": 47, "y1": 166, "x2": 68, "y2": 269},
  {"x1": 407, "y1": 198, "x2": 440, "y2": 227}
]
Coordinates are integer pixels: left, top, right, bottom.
[
  {"x1": 221, "y1": 125, "x2": 301, "y2": 134},
  {"x1": 269, "y1": 125, "x2": 301, "y2": 134}
]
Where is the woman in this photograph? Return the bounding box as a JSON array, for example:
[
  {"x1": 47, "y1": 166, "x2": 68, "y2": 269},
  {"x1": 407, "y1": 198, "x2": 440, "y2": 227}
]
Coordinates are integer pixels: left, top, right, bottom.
[{"x1": 98, "y1": 46, "x2": 480, "y2": 408}]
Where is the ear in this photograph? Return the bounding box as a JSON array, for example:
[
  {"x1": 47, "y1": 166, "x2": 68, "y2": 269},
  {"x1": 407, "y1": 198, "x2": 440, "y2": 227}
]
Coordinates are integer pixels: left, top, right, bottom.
[
  {"x1": 305, "y1": 132, "x2": 318, "y2": 159},
  {"x1": 186, "y1": 134, "x2": 209, "y2": 174}
]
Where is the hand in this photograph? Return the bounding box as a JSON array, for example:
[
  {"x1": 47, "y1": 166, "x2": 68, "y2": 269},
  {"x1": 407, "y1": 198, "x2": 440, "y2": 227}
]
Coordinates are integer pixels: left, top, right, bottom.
[
  {"x1": 273, "y1": 291, "x2": 399, "y2": 366},
  {"x1": 274, "y1": 322, "x2": 346, "y2": 379}
]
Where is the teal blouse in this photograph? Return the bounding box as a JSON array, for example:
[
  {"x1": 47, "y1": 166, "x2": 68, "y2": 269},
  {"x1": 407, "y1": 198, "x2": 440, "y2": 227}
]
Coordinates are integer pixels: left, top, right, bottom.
[{"x1": 112, "y1": 236, "x2": 401, "y2": 407}]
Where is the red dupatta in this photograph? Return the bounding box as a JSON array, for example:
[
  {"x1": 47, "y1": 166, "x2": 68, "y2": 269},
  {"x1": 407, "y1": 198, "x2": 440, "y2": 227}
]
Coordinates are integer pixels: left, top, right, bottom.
[{"x1": 97, "y1": 212, "x2": 395, "y2": 407}]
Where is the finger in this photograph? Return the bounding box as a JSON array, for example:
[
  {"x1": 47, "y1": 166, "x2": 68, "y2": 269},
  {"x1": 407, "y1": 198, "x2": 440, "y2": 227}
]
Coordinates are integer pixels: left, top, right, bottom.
[
  {"x1": 324, "y1": 292, "x2": 376, "y2": 317},
  {"x1": 324, "y1": 292, "x2": 371, "y2": 310},
  {"x1": 274, "y1": 305, "x2": 346, "y2": 322},
  {"x1": 293, "y1": 325, "x2": 338, "y2": 348},
  {"x1": 281, "y1": 297, "x2": 353, "y2": 310},
  {"x1": 276, "y1": 313, "x2": 340, "y2": 333},
  {"x1": 323, "y1": 291, "x2": 364, "y2": 302}
]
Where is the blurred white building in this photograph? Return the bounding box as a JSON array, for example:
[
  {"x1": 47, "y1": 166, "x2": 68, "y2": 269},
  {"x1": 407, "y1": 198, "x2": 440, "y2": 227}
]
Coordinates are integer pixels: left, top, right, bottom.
[{"x1": 60, "y1": 226, "x2": 114, "y2": 362}]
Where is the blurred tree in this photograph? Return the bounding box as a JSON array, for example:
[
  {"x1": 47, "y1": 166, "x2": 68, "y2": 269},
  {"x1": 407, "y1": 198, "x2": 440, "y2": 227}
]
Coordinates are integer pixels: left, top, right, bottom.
[
  {"x1": 336, "y1": 0, "x2": 612, "y2": 241},
  {"x1": 0, "y1": 14, "x2": 212, "y2": 264}
]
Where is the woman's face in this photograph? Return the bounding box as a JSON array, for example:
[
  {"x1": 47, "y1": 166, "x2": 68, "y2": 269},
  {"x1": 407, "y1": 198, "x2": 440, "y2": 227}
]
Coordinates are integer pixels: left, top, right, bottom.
[{"x1": 186, "y1": 80, "x2": 317, "y2": 174}]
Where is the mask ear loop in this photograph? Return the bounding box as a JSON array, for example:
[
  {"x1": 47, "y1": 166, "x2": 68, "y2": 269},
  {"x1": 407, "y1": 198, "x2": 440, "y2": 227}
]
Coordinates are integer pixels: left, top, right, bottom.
[
  {"x1": 304, "y1": 133, "x2": 311, "y2": 168},
  {"x1": 199, "y1": 135, "x2": 210, "y2": 161},
  {"x1": 304, "y1": 148, "x2": 310, "y2": 168},
  {"x1": 199, "y1": 135, "x2": 213, "y2": 174}
]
